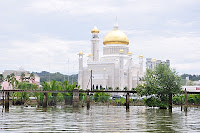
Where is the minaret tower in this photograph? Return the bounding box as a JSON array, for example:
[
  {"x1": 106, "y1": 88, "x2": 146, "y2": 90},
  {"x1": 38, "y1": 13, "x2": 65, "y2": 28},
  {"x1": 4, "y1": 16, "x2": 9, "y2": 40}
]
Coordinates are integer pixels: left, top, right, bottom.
[
  {"x1": 139, "y1": 55, "x2": 144, "y2": 76},
  {"x1": 128, "y1": 52, "x2": 133, "y2": 90},
  {"x1": 78, "y1": 52, "x2": 84, "y2": 88},
  {"x1": 91, "y1": 26, "x2": 100, "y2": 61},
  {"x1": 152, "y1": 58, "x2": 156, "y2": 70},
  {"x1": 119, "y1": 49, "x2": 124, "y2": 90}
]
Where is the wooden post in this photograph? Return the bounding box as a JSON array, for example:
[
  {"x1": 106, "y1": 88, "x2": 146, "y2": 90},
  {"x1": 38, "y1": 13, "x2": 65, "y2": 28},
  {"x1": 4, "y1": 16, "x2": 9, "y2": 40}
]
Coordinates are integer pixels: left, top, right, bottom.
[
  {"x1": 184, "y1": 88, "x2": 188, "y2": 112},
  {"x1": 5, "y1": 92, "x2": 9, "y2": 111},
  {"x1": 126, "y1": 92, "x2": 129, "y2": 111},
  {"x1": 2, "y1": 90, "x2": 4, "y2": 107},
  {"x1": 73, "y1": 87, "x2": 79, "y2": 108},
  {"x1": 185, "y1": 88, "x2": 187, "y2": 106},
  {"x1": 87, "y1": 91, "x2": 90, "y2": 110},
  {"x1": 169, "y1": 93, "x2": 172, "y2": 110},
  {"x1": 181, "y1": 96, "x2": 183, "y2": 111},
  {"x1": 43, "y1": 92, "x2": 48, "y2": 108}
]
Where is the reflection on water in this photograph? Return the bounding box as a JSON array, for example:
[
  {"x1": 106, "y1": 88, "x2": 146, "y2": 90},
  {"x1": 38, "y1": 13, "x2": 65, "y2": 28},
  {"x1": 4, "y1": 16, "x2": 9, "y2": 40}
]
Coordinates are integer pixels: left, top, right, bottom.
[{"x1": 1, "y1": 105, "x2": 200, "y2": 132}]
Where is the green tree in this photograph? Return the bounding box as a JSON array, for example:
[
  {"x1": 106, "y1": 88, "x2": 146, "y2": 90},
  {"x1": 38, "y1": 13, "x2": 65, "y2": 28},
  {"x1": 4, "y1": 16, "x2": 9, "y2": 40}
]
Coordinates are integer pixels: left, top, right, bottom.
[
  {"x1": 136, "y1": 64, "x2": 182, "y2": 109},
  {"x1": 0, "y1": 74, "x2": 4, "y2": 83},
  {"x1": 0, "y1": 74, "x2": 4, "y2": 89},
  {"x1": 20, "y1": 72, "x2": 25, "y2": 81},
  {"x1": 30, "y1": 73, "x2": 35, "y2": 82},
  {"x1": 10, "y1": 73, "x2": 18, "y2": 89}
]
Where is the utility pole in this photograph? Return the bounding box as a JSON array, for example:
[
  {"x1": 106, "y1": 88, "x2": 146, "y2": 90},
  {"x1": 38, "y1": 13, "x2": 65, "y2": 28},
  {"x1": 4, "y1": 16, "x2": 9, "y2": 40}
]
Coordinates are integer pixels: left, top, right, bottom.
[
  {"x1": 67, "y1": 59, "x2": 69, "y2": 82},
  {"x1": 64, "y1": 64, "x2": 65, "y2": 81}
]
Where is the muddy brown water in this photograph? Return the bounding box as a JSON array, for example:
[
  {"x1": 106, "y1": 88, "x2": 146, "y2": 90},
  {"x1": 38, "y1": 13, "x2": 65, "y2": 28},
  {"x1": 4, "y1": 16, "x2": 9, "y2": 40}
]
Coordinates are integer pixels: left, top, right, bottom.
[{"x1": 1, "y1": 106, "x2": 200, "y2": 132}]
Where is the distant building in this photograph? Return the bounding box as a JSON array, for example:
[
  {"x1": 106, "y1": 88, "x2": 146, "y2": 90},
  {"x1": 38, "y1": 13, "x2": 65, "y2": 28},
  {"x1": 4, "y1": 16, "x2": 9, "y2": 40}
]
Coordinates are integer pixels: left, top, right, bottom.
[
  {"x1": 1, "y1": 70, "x2": 40, "y2": 90},
  {"x1": 146, "y1": 58, "x2": 170, "y2": 70}
]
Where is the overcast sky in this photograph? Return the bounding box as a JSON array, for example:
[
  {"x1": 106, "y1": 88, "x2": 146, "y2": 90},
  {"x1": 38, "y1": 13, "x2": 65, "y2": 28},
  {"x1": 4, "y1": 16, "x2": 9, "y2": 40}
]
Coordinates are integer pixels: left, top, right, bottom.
[{"x1": 0, "y1": 0, "x2": 200, "y2": 75}]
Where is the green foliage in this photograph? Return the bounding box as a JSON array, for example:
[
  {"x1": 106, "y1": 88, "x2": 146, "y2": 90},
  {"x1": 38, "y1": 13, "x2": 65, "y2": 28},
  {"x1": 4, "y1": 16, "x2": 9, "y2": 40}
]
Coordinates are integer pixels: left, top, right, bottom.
[
  {"x1": 181, "y1": 74, "x2": 200, "y2": 81},
  {"x1": 0, "y1": 74, "x2": 4, "y2": 83},
  {"x1": 172, "y1": 94, "x2": 200, "y2": 105},
  {"x1": 33, "y1": 71, "x2": 78, "y2": 83},
  {"x1": 114, "y1": 98, "x2": 126, "y2": 105},
  {"x1": 144, "y1": 97, "x2": 168, "y2": 109},
  {"x1": 12, "y1": 81, "x2": 38, "y2": 105},
  {"x1": 93, "y1": 92, "x2": 110, "y2": 103},
  {"x1": 136, "y1": 64, "x2": 182, "y2": 109},
  {"x1": 172, "y1": 95, "x2": 183, "y2": 104}
]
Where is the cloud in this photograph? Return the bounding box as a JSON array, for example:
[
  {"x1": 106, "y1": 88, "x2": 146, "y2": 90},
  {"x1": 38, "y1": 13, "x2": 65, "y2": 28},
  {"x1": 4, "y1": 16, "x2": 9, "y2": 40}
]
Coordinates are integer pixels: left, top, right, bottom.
[
  {"x1": 0, "y1": 0, "x2": 200, "y2": 75},
  {"x1": 26, "y1": 0, "x2": 200, "y2": 16},
  {"x1": 0, "y1": 36, "x2": 90, "y2": 74},
  {"x1": 26, "y1": 0, "x2": 119, "y2": 15},
  {"x1": 129, "y1": 32, "x2": 200, "y2": 74},
  {"x1": 166, "y1": 19, "x2": 196, "y2": 27}
]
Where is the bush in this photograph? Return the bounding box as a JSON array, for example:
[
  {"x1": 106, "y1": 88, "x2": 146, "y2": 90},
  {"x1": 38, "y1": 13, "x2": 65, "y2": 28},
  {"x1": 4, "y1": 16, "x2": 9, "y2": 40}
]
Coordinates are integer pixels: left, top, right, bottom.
[
  {"x1": 144, "y1": 97, "x2": 167, "y2": 109},
  {"x1": 93, "y1": 92, "x2": 110, "y2": 103}
]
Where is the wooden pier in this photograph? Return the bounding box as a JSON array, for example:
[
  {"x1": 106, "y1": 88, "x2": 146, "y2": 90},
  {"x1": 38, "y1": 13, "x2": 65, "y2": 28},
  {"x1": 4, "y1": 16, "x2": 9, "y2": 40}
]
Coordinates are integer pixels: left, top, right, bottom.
[{"x1": 1, "y1": 88, "x2": 199, "y2": 111}]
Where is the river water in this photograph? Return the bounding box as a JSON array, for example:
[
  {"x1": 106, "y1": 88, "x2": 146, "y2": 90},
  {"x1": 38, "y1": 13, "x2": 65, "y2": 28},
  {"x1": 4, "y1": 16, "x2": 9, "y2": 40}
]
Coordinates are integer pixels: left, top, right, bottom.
[{"x1": 1, "y1": 105, "x2": 200, "y2": 132}]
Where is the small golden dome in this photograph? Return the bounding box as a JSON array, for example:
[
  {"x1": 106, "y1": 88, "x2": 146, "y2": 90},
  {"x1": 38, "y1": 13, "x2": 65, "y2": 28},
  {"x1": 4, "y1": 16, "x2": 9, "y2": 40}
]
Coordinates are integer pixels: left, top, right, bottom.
[
  {"x1": 139, "y1": 55, "x2": 143, "y2": 57},
  {"x1": 79, "y1": 51, "x2": 83, "y2": 55},
  {"x1": 128, "y1": 52, "x2": 132, "y2": 55},
  {"x1": 91, "y1": 26, "x2": 99, "y2": 33},
  {"x1": 119, "y1": 49, "x2": 124, "y2": 53},
  {"x1": 88, "y1": 53, "x2": 92, "y2": 56},
  {"x1": 152, "y1": 58, "x2": 156, "y2": 61},
  {"x1": 103, "y1": 29, "x2": 129, "y2": 45}
]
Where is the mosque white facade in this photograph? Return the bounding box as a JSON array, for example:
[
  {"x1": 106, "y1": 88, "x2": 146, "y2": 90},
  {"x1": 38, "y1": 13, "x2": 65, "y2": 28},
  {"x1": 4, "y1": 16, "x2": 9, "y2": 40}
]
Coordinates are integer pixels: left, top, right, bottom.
[{"x1": 78, "y1": 23, "x2": 144, "y2": 90}]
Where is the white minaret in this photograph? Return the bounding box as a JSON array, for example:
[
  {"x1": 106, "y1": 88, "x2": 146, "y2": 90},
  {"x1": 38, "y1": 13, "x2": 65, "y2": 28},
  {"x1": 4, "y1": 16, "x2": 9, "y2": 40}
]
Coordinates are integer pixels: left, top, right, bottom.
[
  {"x1": 91, "y1": 26, "x2": 100, "y2": 62},
  {"x1": 139, "y1": 55, "x2": 144, "y2": 76},
  {"x1": 152, "y1": 58, "x2": 156, "y2": 70},
  {"x1": 87, "y1": 53, "x2": 93, "y2": 62},
  {"x1": 119, "y1": 49, "x2": 124, "y2": 90},
  {"x1": 78, "y1": 52, "x2": 84, "y2": 88},
  {"x1": 128, "y1": 52, "x2": 133, "y2": 90}
]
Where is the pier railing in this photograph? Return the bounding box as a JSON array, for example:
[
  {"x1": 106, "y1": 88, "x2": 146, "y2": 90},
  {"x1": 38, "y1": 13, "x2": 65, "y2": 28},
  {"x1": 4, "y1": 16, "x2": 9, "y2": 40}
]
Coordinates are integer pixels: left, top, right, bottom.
[{"x1": 1, "y1": 88, "x2": 199, "y2": 111}]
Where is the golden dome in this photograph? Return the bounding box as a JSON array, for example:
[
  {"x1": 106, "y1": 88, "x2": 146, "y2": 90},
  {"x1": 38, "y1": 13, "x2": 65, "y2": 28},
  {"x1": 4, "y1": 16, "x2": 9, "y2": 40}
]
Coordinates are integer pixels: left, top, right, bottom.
[
  {"x1": 152, "y1": 58, "x2": 156, "y2": 61},
  {"x1": 103, "y1": 29, "x2": 129, "y2": 45},
  {"x1": 91, "y1": 26, "x2": 99, "y2": 33},
  {"x1": 128, "y1": 52, "x2": 132, "y2": 55},
  {"x1": 119, "y1": 49, "x2": 124, "y2": 53},
  {"x1": 79, "y1": 51, "x2": 83, "y2": 55},
  {"x1": 139, "y1": 55, "x2": 143, "y2": 57}
]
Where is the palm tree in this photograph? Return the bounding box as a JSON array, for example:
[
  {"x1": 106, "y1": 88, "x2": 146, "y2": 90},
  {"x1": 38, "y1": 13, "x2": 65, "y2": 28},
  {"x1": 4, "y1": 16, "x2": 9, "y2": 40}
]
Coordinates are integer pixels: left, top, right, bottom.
[
  {"x1": 10, "y1": 73, "x2": 18, "y2": 89},
  {"x1": 0, "y1": 74, "x2": 4, "y2": 89},
  {"x1": 30, "y1": 73, "x2": 35, "y2": 83},
  {"x1": 0, "y1": 74, "x2": 4, "y2": 83},
  {"x1": 6, "y1": 75, "x2": 11, "y2": 83},
  {"x1": 20, "y1": 72, "x2": 25, "y2": 81}
]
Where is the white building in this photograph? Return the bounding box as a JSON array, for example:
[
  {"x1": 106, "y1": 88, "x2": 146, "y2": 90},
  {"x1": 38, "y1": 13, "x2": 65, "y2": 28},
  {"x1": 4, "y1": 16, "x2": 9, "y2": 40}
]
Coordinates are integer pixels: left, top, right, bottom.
[{"x1": 78, "y1": 23, "x2": 144, "y2": 90}]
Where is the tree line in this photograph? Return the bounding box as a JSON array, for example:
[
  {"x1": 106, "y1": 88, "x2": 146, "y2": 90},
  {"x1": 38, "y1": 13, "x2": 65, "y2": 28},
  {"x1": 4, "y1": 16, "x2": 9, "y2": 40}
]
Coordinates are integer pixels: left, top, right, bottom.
[
  {"x1": 181, "y1": 74, "x2": 200, "y2": 81},
  {"x1": 33, "y1": 71, "x2": 78, "y2": 83}
]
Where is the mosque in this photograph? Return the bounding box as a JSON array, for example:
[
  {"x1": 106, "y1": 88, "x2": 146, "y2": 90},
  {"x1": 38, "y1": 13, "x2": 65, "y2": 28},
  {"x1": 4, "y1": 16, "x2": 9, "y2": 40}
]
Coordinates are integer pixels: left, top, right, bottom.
[{"x1": 78, "y1": 22, "x2": 144, "y2": 90}]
